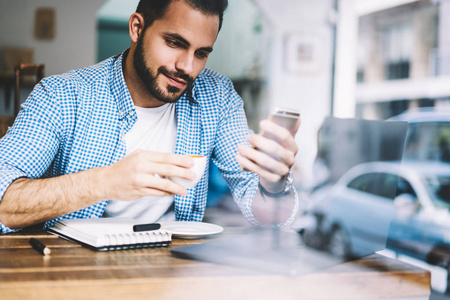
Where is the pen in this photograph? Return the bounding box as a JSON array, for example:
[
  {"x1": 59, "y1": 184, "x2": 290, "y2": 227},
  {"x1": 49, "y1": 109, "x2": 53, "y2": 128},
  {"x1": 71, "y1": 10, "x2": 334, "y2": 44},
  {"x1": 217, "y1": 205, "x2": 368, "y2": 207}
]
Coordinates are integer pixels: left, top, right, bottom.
[
  {"x1": 133, "y1": 223, "x2": 161, "y2": 232},
  {"x1": 29, "y1": 238, "x2": 51, "y2": 256}
]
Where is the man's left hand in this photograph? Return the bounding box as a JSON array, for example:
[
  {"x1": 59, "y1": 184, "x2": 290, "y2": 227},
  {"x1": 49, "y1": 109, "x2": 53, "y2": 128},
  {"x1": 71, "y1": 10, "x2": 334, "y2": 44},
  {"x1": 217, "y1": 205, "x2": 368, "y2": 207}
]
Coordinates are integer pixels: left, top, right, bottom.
[{"x1": 236, "y1": 118, "x2": 301, "y2": 193}]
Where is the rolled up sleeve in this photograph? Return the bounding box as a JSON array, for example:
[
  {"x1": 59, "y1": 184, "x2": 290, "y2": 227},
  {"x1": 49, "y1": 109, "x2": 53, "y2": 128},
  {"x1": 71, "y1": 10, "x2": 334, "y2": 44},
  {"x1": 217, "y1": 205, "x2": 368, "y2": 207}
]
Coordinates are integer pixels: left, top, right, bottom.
[
  {"x1": 0, "y1": 80, "x2": 61, "y2": 234},
  {"x1": 212, "y1": 76, "x2": 299, "y2": 228},
  {"x1": 0, "y1": 164, "x2": 28, "y2": 233}
]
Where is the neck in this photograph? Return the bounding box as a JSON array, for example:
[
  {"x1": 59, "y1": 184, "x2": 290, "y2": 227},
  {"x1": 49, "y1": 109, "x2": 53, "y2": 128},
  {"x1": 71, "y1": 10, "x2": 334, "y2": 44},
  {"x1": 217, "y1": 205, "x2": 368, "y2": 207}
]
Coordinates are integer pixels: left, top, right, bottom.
[{"x1": 122, "y1": 48, "x2": 165, "y2": 108}]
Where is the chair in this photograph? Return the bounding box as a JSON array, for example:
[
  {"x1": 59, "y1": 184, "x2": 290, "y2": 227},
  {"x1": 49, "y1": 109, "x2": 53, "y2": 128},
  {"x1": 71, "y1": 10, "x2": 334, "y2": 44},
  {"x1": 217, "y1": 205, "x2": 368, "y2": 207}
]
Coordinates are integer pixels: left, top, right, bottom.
[
  {"x1": 0, "y1": 64, "x2": 44, "y2": 138},
  {"x1": 1, "y1": 47, "x2": 34, "y2": 112},
  {"x1": 14, "y1": 64, "x2": 45, "y2": 116}
]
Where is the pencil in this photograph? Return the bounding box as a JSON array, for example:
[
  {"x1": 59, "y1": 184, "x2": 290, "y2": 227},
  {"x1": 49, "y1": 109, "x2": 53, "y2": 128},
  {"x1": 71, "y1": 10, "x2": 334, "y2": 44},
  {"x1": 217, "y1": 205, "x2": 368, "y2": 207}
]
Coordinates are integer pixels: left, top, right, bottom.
[{"x1": 29, "y1": 238, "x2": 51, "y2": 256}]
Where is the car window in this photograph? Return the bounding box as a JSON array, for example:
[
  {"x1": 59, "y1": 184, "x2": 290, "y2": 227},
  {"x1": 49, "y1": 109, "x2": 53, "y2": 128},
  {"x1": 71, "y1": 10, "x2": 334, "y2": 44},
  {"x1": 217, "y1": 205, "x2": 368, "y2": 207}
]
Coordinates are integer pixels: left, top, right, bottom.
[
  {"x1": 405, "y1": 122, "x2": 450, "y2": 162},
  {"x1": 348, "y1": 172, "x2": 399, "y2": 200},
  {"x1": 378, "y1": 173, "x2": 399, "y2": 199},
  {"x1": 347, "y1": 173, "x2": 377, "y2": 193},
  {"x1": 395, "y1": 176, "x2": 417, "y2": 198},
  {"x1": 424, "y1": 175, "x2": 450, "y2": 209}
]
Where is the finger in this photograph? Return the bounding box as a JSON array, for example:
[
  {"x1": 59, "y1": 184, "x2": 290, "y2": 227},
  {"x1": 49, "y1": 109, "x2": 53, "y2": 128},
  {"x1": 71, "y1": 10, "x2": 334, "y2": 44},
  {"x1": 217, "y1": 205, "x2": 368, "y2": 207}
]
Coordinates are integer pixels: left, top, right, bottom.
[
  {"x1": 140, "y1": 161, "x2": 197, "y2": 181},
  {"x1": 246, "y1": 135, "x2": 296, "y2": 168},
  {"x1": 132, "y1": 150, "x2": 194, "y2": 168},
  {"x1": 237, "y1": 145, "x2": 290, "y2": 176},
  {"x1": 259, "y1": 120, "x2": 299, "y2": 153},
  {"x1": 140, "y1": 189, "x2": 174, "y2": 197},
  {"x1": 139, "y1": 174, "x2": 188, "y2": 196},
  {"x1": 236, "y1": 153, "x2": 281, "y2": 183}
]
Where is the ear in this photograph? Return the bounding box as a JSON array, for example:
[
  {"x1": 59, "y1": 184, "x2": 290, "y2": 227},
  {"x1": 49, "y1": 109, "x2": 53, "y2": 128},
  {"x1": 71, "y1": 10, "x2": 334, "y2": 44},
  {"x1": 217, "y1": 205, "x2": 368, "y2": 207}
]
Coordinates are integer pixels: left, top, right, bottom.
[{"x1": 129, "y1": 13, "x2": 145, "y2": 43}]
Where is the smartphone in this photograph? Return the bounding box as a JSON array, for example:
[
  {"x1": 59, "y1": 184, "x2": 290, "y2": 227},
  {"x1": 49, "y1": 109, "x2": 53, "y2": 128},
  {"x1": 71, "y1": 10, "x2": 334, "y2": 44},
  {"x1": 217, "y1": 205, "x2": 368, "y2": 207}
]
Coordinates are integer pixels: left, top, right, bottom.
[
  {"x1": 265, "y1": 107, "x2": 301, "y2": 136},
  {"x1": 242, "y1": 107, "x2": 300, "y2": 171}
]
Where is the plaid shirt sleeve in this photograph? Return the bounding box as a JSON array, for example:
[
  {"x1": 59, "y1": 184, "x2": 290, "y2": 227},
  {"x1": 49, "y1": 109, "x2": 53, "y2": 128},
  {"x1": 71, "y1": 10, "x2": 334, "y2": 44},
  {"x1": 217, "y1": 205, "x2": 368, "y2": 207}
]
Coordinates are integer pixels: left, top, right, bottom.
[
  {"x1": 209, "y1": 78, "x2": 259, "y2": 221},
  {"x1": 0, "y1": 80, "x2": 62, "y2": 234},
  {"x1": 0, "y1": 55, "x2": 125, "y2": 234},
  {"x1": 198, "y1": 70, "x2": 299, "y2": 227}
]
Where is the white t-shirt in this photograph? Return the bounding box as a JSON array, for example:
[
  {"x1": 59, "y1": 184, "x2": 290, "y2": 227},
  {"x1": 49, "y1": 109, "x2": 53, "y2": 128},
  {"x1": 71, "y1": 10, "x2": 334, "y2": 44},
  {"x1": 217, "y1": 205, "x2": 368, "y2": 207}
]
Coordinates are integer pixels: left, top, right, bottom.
[{"x1": 103, "y1": 103, "x2": 177, "y2": 222}]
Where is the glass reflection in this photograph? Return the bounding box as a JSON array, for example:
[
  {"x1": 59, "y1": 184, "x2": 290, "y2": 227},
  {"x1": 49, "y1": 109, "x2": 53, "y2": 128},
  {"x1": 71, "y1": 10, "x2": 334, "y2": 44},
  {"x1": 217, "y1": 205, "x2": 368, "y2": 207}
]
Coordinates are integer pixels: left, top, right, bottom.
[
  {"x1": 426, "y1": 174, "x2": 450, "y2": 208},
  {"x1": 301, "y1": 115, "x2": 450, "y2": 294},
  {"x1": 301, "y1": 117, "x2": 408, "y2": 258}
]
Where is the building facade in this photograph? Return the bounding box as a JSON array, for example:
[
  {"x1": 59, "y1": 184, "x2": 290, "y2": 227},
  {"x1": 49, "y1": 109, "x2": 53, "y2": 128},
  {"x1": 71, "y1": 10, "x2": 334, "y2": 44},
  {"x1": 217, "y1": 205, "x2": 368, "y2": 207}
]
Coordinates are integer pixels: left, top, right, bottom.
[{"x1": 355, "y1": 0, "x2": 450, "y2": 119}]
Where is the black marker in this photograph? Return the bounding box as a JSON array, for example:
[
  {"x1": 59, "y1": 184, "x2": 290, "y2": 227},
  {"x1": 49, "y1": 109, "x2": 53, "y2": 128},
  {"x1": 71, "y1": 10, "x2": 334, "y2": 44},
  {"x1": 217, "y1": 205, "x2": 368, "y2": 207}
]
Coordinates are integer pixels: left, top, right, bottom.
[
  {"x1": 29, "y1": 238, "x2": 51, "y2": 256},
  {"x1": 133, "y1": 223, "x2": 161, "y2": 232}
]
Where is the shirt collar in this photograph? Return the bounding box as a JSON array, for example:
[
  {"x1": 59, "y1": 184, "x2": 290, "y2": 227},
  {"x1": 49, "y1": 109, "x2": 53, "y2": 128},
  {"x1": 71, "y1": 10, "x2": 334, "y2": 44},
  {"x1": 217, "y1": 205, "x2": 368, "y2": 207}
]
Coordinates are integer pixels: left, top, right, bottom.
[
  {"x1": 111, "y1": 50, "x2": 134, "y2": 120},
  {"x1": 189, "y1": 78, "x2": 199, "y2": 104}
]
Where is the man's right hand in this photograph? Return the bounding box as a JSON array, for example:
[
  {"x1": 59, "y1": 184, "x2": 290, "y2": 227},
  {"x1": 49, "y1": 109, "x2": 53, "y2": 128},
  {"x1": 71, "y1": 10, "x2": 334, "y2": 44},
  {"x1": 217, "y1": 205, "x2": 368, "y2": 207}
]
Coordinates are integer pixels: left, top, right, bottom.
[
  {"x1": 101, "y1": 149, "x2": 196, "y2": 200},
  {"x1": 0, "y1": 150, "x2": 196, "y2": 229}
]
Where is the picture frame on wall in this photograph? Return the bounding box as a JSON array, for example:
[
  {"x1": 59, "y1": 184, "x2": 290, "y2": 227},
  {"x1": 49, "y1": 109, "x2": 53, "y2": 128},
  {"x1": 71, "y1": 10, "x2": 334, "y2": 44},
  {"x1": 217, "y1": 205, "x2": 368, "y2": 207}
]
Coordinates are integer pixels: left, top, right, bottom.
[
  {"x1": 284, "y1": 32, "x2": 322, "y2": 74},
  {"x1": 35, "y1": 7, "x2": 56, "y2": 40}
]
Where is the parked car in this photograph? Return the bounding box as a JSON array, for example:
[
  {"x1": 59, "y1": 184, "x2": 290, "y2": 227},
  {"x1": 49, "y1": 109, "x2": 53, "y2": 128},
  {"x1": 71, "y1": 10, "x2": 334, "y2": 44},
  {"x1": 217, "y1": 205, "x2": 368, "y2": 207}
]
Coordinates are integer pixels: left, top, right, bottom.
[{"x1": 301, "y1": 160, "x2": 450, "y2": 270}]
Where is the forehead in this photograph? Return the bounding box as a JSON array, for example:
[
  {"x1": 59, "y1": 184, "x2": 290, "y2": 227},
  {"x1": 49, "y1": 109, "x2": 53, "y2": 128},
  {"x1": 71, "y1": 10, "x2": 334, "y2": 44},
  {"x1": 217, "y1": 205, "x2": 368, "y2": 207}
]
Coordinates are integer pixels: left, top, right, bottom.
[{"x1": 149, "y1": 1, "x2": 220, "y2": 48}]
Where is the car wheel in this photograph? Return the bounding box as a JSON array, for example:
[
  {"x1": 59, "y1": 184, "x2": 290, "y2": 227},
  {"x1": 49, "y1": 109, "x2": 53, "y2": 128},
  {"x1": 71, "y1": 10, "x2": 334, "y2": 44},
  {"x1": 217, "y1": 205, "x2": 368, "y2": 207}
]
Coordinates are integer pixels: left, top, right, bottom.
[
  {"x1": 328, "y1": 227, "x2": 351, "y2": 259},
  {"x1": 301, "y1": 215, "x2": 325, "y2": 250}
]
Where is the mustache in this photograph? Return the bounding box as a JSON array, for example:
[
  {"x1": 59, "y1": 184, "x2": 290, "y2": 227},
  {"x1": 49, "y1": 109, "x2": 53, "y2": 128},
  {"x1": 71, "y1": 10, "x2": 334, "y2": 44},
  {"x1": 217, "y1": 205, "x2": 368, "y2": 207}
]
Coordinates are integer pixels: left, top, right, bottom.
[{"x1": 158, "y1": 66, "x2": 194, "y2": 85}]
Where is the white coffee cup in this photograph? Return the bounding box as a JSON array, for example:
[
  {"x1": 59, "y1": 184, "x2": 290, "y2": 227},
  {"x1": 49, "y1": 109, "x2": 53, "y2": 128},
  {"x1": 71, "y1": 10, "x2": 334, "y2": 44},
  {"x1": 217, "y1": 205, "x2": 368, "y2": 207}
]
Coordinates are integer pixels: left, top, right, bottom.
[{"x1": 170, "y1": 155, "x2": 207, "y2": 189}]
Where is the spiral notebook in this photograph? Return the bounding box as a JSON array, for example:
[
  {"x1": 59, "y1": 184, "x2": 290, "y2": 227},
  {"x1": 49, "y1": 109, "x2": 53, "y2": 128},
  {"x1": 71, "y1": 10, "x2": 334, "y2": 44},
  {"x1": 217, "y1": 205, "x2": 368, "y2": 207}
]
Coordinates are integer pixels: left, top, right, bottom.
[{"x1": 48, "y1": 217, "x2": 172, "y2": 251}]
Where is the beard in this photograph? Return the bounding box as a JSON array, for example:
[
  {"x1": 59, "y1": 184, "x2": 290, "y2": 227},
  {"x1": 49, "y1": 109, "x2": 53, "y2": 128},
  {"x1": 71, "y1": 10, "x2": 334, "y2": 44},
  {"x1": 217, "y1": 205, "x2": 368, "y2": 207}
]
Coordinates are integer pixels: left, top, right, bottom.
[{"x1": 133, "y1": 34, "x2": 195, "y2": 104}]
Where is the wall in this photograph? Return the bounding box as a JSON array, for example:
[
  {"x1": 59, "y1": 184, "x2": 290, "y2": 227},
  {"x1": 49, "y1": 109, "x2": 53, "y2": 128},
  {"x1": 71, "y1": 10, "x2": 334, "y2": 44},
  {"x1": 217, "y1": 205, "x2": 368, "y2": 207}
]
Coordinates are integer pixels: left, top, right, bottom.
[
  {"x1": 0, "y1": 0, "x2": 106, "y2": 76},
  {"x1": 254, "y1": 0, "x2": 335, "y2": 185},
  {"x1": 97, "y1": 0, "x2": 139, "y2": 61},
  {"x1": 206, "y1": 0, "x2": 269, "y2": 81},
  {"x1": 0, "y1": 0, "x2": 106, "y2": 115},
  {"x1": 438, "y1": 0, "x2": 450, "y2": 75}
]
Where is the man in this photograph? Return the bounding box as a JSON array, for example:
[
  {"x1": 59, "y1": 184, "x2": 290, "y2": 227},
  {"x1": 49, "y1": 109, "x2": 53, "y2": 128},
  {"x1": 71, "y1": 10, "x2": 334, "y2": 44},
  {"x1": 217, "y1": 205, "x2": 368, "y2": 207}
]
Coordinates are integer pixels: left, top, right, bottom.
[{"x1": 0, "y1": 0, "x2": 300, "y2": 234}]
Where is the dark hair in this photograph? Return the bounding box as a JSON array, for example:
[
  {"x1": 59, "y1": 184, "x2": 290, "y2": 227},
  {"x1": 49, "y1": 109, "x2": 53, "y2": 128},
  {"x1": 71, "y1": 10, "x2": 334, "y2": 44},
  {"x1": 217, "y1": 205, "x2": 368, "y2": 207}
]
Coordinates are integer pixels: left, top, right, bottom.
[{"x1": 136, "y1": 0, "x2": 228, "y2": 32}]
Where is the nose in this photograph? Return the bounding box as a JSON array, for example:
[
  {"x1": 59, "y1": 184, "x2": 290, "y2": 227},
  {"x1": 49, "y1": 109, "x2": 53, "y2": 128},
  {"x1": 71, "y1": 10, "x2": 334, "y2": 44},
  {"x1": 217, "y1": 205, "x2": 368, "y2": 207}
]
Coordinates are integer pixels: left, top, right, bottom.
[{"x1": 175, "y1": 52, "x2": 194, "y2": 75}]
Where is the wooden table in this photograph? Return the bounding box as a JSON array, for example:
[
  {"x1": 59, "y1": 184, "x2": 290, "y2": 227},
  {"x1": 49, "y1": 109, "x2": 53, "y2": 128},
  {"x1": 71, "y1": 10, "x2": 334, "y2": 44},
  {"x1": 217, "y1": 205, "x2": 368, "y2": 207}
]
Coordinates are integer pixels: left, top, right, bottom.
[{"x1": 0, "y1": 227, "x2": 431, "y2": 300}]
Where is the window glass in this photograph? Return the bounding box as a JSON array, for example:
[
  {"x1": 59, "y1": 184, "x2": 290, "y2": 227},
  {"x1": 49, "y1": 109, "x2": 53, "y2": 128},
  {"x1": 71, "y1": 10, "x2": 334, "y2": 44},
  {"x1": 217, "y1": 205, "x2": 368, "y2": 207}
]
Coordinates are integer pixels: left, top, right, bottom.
[
  {"x1": 348, "y1": 173, "x2": 376, "y2": 193},
  {"x1": 379, "y1": 173, "x2": 399, "y2": 199},
  {"x1": 424, "y1": 175, "x2": 450, "y2": 209},
  {"x1": 405, "y1": 122, "x2": 450, "y2": 162},
  {"x1": 348, "y1": 172, "x2": 400, "y2": 200},
  {"x1": 395, "y1": 177, "x2": 417, "y2": 198}
]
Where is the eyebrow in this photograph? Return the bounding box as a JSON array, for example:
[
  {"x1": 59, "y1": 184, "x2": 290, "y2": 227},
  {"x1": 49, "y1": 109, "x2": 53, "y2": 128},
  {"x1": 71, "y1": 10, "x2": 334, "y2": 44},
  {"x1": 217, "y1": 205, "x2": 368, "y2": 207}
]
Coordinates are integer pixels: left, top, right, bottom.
[{"x1": 163, "y1": 32, "x2": 214, "y2": 53}]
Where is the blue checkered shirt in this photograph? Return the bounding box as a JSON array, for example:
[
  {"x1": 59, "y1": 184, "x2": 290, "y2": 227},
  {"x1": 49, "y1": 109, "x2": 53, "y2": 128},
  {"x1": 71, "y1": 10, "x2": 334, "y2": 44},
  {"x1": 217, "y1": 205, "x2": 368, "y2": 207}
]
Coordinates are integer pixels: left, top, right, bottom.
[{"x1": 0, "y1": 52, "x2": 298, "y2": 234}]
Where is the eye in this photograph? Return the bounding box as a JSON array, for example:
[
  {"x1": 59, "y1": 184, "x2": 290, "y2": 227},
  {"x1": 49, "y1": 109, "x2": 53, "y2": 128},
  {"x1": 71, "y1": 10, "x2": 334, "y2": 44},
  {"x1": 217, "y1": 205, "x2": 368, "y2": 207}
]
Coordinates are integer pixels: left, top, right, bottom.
[
  {"x1": 195, "y1": 51, "x2": 209, "y2": 60},
  {"x1": 166, "y1": 39, "x2": 182, "y2": 48}
]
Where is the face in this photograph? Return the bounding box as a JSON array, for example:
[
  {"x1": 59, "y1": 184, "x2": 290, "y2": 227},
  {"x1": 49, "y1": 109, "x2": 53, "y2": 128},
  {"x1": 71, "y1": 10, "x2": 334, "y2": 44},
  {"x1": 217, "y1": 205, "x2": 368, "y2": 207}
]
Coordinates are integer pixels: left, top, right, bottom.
[{"x1": 133, "y1": 1, "x2": 219, "y2": 104}]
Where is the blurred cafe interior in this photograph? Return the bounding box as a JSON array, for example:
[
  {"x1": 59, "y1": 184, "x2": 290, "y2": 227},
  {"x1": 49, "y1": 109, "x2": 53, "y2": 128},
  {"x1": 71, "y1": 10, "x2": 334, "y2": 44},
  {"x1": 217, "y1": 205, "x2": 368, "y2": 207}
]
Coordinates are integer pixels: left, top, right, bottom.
[{"x1": 2, "y1": 0, "x2": 450, "y2": 299}]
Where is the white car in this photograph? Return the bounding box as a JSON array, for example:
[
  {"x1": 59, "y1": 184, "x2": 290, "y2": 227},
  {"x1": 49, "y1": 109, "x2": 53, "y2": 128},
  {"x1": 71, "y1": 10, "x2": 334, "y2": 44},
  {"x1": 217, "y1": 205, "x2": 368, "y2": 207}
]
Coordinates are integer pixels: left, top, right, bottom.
[{"x1": 301, "y1": 160, "x2": 450, "y2": 268}]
